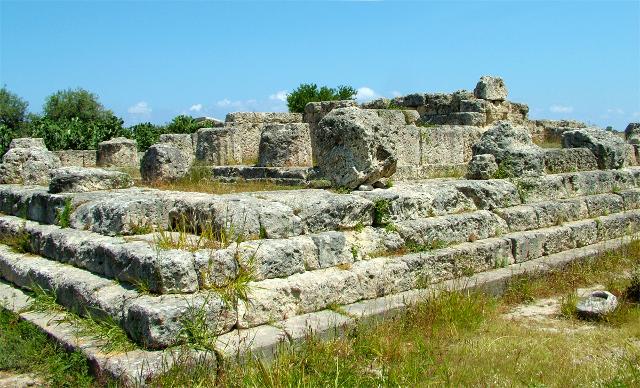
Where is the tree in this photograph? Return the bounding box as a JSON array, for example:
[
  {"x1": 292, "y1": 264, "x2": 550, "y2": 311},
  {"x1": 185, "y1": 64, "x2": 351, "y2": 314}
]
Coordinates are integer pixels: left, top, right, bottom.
[
  {"x1": 286, "y1": 83, "x2": 357, "y2": 113},
  {"x1": 43, "y1": 88, "x2": 109, "y2": 122},
  {"x1": 0, "y1": 87, "x2": 30, "y2": 156}
]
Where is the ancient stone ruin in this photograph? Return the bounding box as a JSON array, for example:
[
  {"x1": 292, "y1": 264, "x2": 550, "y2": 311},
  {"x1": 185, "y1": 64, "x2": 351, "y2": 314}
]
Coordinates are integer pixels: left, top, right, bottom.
[{"x1": 1, "y1": 76, "x2": 640, "y2": 383}]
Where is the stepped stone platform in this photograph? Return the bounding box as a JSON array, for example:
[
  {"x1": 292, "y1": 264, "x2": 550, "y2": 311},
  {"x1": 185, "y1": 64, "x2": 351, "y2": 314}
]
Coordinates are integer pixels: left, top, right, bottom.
[{"x1": 2, "y1": 167, "x2": 640, "y2": 382}]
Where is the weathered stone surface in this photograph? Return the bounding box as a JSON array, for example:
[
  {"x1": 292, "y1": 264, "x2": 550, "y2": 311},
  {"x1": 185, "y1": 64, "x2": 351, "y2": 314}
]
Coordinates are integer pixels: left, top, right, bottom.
[
  {"x1": 453, "y1": 179, "x2": 521, "y2": 210},
  {"x1": 472, "y1": 121, "x2": 544, "y2": 177},
  {"x1": 54, "y1": 150, "x2": 97, "y2": 168},
  {"x1": 97, "y1": 137, "x2": 138, "y2": 167},
  {"x1": 159, "y1": 133, "x2": 194, "y2": 154},
  {"x1": 624, "y1": 123, "x2": 640, "y2": 144},
  {"x1": 141, "y1": 144, "x2": 192, "y2": 182},
  {"x1": 225, "y1": 112, "x2": 302, "y2": 125},
  {"x1": 0, "y1": 138, "x2": 61, "y2": 185},
  {"x1": 195, "y1": 127, "x2": 240, "y2": 165},
  {"x1": 543, "y1": 148, "x2": 598, "y2": 174},
  {"x1": 473, "y1": 76, "x2": 507, "y2": 101},
  {"x1": 526, "y1": 119, "x2": 587, "y2": 143},
  {"x1": 125, "y1": 293, "x2": 236, "y2": 349},
  {"x1": 9, "y1": 138, "x2": 46, "y2": 149},
  {"x1": 576, "y1": 290, "x2": 617, "y2": 319},
  {"x1": 49, "y1": 167, "x2": 133, "y2": 193},
  {"x1": 467, "y1": 154, "x2": 498, "y2": 180},
  {"x1": 562, "y1": 128, "x2": 626, "y2": 169},
  {"x1": 257, "y1": 123, "x2": 312, "y2": 167},
  {"x1": 315, "y1": 107, "x2": 400, "y2": 188}
]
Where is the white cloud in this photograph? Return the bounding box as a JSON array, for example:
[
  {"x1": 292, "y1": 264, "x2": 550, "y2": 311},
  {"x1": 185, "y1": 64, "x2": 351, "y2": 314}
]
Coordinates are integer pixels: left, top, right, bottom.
[
  {"x1": 189, "y1": 103, "x2": 203, "y2": 112},
  {"x1": 128, "y1": 101, "x2": 152, "y2": 115},
  {"x1": 216, "y1": 98, "x2": 232, "y2": 107},
  {"x1": 356, "y1": 87, "x2": 379, "y2": 102},
  {"x1": 607, "y1": 108, "x2": 625, "y2": 115},
  {"x1": 269, "y1": 90, "x2": 288, "y2": 102},
  {"x1": 215, "y1": 98, "x2": 259, "y2": 111},
  {"x1": 549, "y1": 104, "x2": 573, "y2": 114}
]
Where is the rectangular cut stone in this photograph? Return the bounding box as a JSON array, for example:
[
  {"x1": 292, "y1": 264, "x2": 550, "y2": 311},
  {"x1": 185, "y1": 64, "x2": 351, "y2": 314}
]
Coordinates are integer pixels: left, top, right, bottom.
[
  {"x1": 506, "y1": 230, "x2": 546, "y2": 263},
  {"x1": 583, "y1": 194, "x2": 624, "y2": 217},
  {"x1": 279, "y1": 310, "x2": 354, "y2": 342},
  {"x1": 617, "y1": 189, "x2": 640, "y2": 210},
  {"x1": 542, "y1": 226, "x2": 576, "y2": 255},
  {"x1": 494, "y1": 205, "x2": 538, "y2": 232},
  {"x1": 596, "y1": 211, "x2": 640, "y2": 241},
  {"x1": 533, "y1": 199, "x2": 587, "y2": 228},
  {"x1": 395, "y1": 210, "x2": 506, "y2": 247},
  {"x1": 567, "y1": 219, "x2": 598, "y2": 248},
  {"x1": 215, "y1": 325, "x2": 286, "y2": 361},
  {"x1": 453, "y1": 180, "x2": 521, "y2": 209}
]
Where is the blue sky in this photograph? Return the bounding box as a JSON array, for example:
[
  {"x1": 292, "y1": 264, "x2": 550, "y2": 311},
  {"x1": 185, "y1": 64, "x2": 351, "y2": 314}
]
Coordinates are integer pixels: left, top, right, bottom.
[{"x1": 1, "y1": 0, "x2": 639, "y2": 129}]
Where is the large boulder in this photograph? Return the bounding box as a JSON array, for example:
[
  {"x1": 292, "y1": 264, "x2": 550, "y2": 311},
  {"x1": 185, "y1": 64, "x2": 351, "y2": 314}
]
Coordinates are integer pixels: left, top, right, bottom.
[
  {"x1": 49, "y1": 167, "x2": 133, "y2": 193},
  {"x1": 472, "y1": 121, "x2": 544, "y2": 177},
  {"x1": 315, "y1": 107, "x2": 400, "y2": 188},
  {"x1": 97, "y1": 137, "x2": 138, "y2": 167},
  {"x1": 562, "y1": 128, "x2": 626, "y2": 169},
  {"x1": 625, "y1": 123, "x2": 640, "y2": 144},
  {"x1": 141, "y1": 144, "x2": 192, "y2": 182},
  {"x1": 195, "y1": 128, "x2": 240, "y2": 165},
  {"x1": 257, "y1": 123, "x2": 312, "y2": 167},
  {"x1": 0, "y1": 138, "x2": 61, "y2": 185},
  {"x1": 473, "y1": 76, "x2": 508, "y2": 101}
]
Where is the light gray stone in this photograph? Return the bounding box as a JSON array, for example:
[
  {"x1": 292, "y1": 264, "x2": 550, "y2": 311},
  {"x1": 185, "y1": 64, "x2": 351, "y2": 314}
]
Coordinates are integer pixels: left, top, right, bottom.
[
  {"x1": 159, "y1": 133, "x2": 194, "y2": 153},
  {"x1": 257, "y1": 123, "x2": 312, "y2": 167},
  {"x1": 544, "y1": 148, "x2": 598, "y2": 174},
  {"x1": 141, "y1": 144, "x2": 192, "y2": 182},
  {"x1": 624, "y1": 123, "x2": 640, "y2": 144},
  {"x1": 0, "y1": 138, "x2": 61, "y2": 185},
  {"x1": 467, "y1": 154, "x2": 498, "y2": 180},
  {"x1": 315, "y1": 107, "x2": 400, "y2": 188},
  {"x1": 576, "y1": 290, "x2": 617, "y2": 319},
  {"x1": 473, "y1": 76, "x2": 508, "y2": 101},
  {"x1": 125, "y1": 293, "x2": 236, "y2": 349},
  {"x1": 195, "y1": 127, "x2": 240, "y2": 165},
  {"x1": 562, "y1": 128, "x2": 626, "y2": 169},
  {"x1": 49, "y1": 167, "x2": 133, "y2": 193},
  {"x1": 472, "y1": 121, "x2": 544, "y2": 177},
  {"x1": 97, "y1": 137, "x2": 138, "y2": 168}
]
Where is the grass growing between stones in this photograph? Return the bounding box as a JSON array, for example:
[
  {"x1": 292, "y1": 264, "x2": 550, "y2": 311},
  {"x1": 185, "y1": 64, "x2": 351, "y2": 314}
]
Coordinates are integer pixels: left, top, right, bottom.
[
  {"x1": 142, "y1": 166, "x2": 305, "y2": 195},
  {"x1": 153, "y1": 240, "x2": 640, "y2": 387}
]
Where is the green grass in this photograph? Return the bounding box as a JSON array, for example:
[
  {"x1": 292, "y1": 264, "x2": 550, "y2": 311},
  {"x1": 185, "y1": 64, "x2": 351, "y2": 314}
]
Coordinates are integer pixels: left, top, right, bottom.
[
  {"x1": 0, "y1": 227, "x2": 31, "y2": 254},
  {"x1": 56, "y1": 198, "x2": 73, "y2": 229},
  {"x1": 0, "y1": 309, "x2": 94, "y2": 387}
]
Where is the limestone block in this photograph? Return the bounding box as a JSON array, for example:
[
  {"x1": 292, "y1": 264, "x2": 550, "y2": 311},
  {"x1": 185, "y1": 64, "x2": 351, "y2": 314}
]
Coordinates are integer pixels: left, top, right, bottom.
[
  {"x1": 543, "y1": 148, "x2": 598, "y2": 174},
  {"x1": 257, "y1": 123, "x2": 312, "y2": 167},
  {"x1": 0, "y1": 138, "x2": 61, "y2": 185},
  {"x1": 472, "y1": 121, "x2": 544, "y2": 177},
  {"x1": 453, "y1": 179, "x2": 521, "y2": 210},
  {"x1": 97, "y1": 137, "x2": 138, "y2": 168},
  {"x1": 467, "y1": 154, "x2": 498, "y2": 180},
  {"x1": 54, "y1": 150, "x2": 97, "y2": 168},
  {"x1": 460, "y1": 99, "x2": 487, "y2": 113},
  {"x1": 617, "y1": 188, "x2": 640, "y2": 210},
  {"x1": 193, "y1": 247, "x2": 238, "y2": 288},
  {"x1": 308, "y1": 232, "x2": 354, "y2": 270},
  {"x1": 562, "y1": 128, "x2": 626, "y2": 170},
  {"x1": 583, "y1": 193, "x2": 624, "y2": 217},
  {"x1": 473, "y1": 76, "x2": 508, "y2": 101},
  {"x1": 624, "y1": 123, "x2": 640, "y2": 144},
  {"x1": 506, "y1": 230, "x2": 546, "y2": 263},
  {"x1": 195, "y1": 128, "x2": 240, "y2": 165},
  {"x1": 125, "y1": 293, "x2": 236, "y2": 349},
  {"x1": 394, "y1": 125, "x2": 421, "y2": 166},
  {"x1": 351, "y1": 257, "x2": 412, "y2": 299},
  {"x1": 159, "y1": 133, "x2": 194, "y2": 154},
  {"x1": 49, "y1": 167, "x2": 133, "y2": 193},
  {"x1": 225, "y1": 112, "x2": 302, "y2": 125},
  {"x1": 542, "y1": 226, "x2": 576, "y2": 255},
  {"x1": 567, "y1": 219, "x2": 598, "y2": 248},
  {"x1": 493, "y1": 205, "x2": 538, "y2": 232},
  {"x1": 533, "y1": 199, "x2": 587, "y2": 228},
  {"x1": 236, "y1": 237, "x2": 310, "y2": 280},
  {"x1": 141, "y1": 144, "x2": 192, "y2": 182}
]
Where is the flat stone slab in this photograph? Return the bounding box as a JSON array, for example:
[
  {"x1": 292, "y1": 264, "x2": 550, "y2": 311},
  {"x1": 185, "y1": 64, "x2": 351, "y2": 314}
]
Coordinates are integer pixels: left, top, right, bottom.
[{"x1": 49, "y1": 167, "x2": 133, "y2": 193}]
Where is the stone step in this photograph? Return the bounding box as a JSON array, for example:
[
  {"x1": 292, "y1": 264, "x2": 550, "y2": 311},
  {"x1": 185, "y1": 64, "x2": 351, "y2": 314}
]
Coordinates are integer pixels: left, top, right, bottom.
[
  {"x1": 237, "y1": 209, "x2": 640, "y2": 328},
  {"x1": 3, "y1": 168, "x2": 639, "y2": 239},
  {"x1": 0, "y1": 215, "x2": 198, "y2": 294},
  {"x1": 0, "y1": 245, "x2": 236, "y2": 349}
]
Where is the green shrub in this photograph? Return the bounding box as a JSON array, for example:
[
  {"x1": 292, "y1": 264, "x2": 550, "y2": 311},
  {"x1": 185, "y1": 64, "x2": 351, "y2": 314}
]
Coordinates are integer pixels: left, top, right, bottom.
[
  {"x1": 0, "y1": 87, "x2": 30, "y2": 156},
  {"x1": 129, "y1": 122, "x2": 165, "y2": 151},
  {"x1": 286, "y1": 83, "x2": 356, "y2": 113},
  {"x1": 26, "y1": 114, "x2": 126, "y2": 151}
]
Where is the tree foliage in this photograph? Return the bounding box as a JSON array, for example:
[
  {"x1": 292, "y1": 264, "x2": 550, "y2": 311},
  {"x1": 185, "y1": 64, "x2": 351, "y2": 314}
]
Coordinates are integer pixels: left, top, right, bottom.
[
  {"x1": 43, "y1": 88, "x2": 110, "y2": 122},
  {"x1": 286, "y1": 83, "x2": 356, "y2": 113},
  {"x1": 129, "y1": 122, "x2": 164, "y2": 151},
  {"x1": 0, "y1": 87, "x2": 28, "y2": 129}
]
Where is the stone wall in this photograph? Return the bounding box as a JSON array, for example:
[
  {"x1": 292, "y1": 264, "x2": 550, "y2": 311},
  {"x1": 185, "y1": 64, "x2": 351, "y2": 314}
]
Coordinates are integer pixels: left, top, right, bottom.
[
  {"x1": 526, "y1": 119, "x2": 588, "y2": 143},
  {"x1": 194, "y1": 112, "x2": 303, "y2": 165},
  {"x1": 54, "y1": 150, "x2": 97, "y2": 167}
]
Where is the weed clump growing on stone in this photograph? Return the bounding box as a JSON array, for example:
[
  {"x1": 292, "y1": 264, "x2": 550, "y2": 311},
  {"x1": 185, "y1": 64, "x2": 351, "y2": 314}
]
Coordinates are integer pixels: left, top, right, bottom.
[
  {"x1": 56, "y1": 198, "x2": 73, "y2": 229},
  {"x1": 373, "y1": 199, "x2": 392, "y2": 227},
  {"x1": 0, "y1": 222, "x2": 30, "y2": 254}
]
